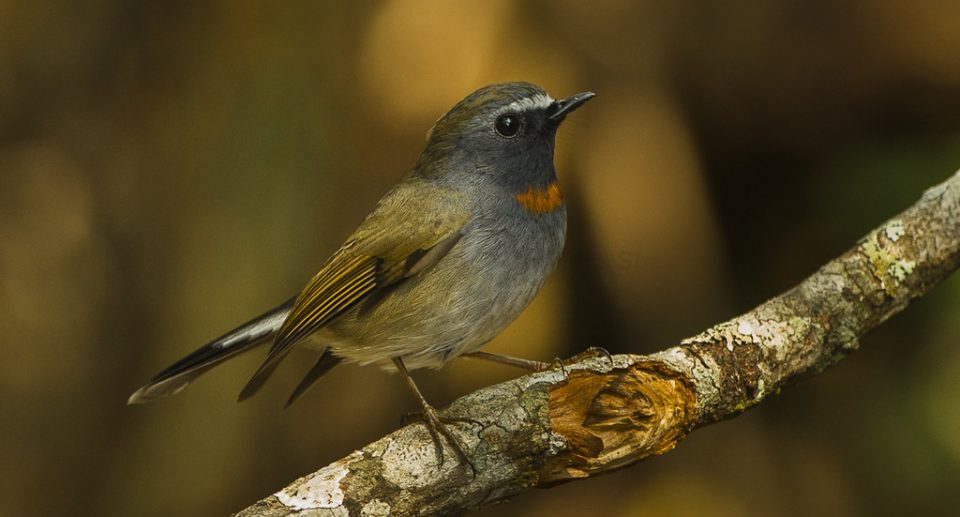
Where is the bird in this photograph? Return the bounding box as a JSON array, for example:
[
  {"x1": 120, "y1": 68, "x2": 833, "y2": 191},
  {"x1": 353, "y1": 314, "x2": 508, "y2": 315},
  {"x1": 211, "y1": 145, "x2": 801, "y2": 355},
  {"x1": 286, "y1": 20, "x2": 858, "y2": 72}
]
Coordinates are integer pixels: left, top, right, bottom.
[{"x1": 128, "y1": 82, "x2": 594, "y2": 466}]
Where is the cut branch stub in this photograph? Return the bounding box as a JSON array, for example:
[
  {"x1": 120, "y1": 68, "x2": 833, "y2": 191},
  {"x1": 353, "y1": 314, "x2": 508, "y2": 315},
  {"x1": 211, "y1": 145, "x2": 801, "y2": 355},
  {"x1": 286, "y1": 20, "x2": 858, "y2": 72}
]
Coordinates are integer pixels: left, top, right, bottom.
[{"x1": 540, "y1": 361, "x2": 697, "y2": 484}]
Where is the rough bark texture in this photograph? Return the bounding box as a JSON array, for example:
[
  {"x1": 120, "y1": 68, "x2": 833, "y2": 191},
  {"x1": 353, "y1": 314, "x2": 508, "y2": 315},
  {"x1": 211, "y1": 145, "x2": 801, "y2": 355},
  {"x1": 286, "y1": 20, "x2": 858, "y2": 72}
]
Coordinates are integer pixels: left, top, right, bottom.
[{"x1": 236, "y1": 170, "x2": 960, "y2": 517}]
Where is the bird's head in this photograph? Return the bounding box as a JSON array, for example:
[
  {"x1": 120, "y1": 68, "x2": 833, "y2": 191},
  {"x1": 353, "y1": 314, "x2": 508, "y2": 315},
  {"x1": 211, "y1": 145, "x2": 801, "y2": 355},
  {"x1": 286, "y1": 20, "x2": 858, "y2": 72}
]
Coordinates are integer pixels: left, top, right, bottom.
[{"x1": 415, "y1": 82, "x2": 594, "y2": 190}]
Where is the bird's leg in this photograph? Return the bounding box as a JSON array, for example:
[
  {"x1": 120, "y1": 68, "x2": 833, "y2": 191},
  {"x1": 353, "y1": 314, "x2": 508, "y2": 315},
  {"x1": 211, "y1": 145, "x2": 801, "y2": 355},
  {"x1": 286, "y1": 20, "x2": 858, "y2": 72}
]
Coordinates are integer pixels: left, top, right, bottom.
[
  {"x1": 460, "y1": 351, "x2": 552, "y2": 372},
  {"x1": 463, "y1": 350, "x2": 569, "y2": 375},
  {"x1": 392, "y1": 357, "x2": 476, "y2": 473},
  {"x1": 464, "y1": 347, "x2": 616, "y2": 373}
]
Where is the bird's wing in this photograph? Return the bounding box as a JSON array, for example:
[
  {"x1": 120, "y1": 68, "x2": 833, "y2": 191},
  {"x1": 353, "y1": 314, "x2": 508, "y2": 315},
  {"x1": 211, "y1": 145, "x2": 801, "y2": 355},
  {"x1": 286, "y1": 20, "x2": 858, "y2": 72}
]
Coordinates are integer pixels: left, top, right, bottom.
[{"x1": 238, "y1": 180, "x2": 472, "y2": 400}]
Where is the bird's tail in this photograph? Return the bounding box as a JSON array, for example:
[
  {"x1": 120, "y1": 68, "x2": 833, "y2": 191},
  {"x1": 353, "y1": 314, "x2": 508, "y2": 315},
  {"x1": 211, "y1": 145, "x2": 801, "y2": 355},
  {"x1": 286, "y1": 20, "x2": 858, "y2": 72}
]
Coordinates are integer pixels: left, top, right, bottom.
[{"x1": 127, "y1": 298, "x2": 294, "y2": 404}]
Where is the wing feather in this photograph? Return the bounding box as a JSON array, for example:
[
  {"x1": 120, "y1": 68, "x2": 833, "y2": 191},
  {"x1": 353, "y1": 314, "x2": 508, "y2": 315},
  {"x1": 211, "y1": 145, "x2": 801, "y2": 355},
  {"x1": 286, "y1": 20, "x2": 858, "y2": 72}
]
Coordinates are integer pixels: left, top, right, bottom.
[
  {"x1": 238, "y1": 179, "x2": 472, "y2": 401},
  {"x1": 279, "y1": 256, "x2": 378, "y2": 345}
]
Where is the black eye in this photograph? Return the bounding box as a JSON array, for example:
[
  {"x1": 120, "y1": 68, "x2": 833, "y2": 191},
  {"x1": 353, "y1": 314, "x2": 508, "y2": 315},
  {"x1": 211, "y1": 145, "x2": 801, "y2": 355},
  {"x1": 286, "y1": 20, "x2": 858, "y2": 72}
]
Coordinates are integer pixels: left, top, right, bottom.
[{"x1": 494, "y1": 113, "x2": 521, "y2": 137}]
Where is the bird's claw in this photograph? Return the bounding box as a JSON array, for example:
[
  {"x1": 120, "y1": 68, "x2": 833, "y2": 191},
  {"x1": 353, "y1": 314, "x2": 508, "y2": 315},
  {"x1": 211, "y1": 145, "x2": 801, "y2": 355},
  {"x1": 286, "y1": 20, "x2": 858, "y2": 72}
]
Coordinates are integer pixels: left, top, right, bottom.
[
  {"x1": 571, "y1": 346, "x2": 615, "y2": 368},
  {"x1": 404, "y1": 406, "x2": 478, "y2": 475}
]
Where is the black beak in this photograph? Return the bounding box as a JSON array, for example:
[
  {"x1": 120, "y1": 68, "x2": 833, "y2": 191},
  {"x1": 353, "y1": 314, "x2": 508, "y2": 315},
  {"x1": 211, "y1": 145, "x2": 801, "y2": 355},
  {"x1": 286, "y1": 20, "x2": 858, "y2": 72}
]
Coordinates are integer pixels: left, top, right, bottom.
[{"x1": 547, "y1": 91, "x2": 595, "y2": 122}]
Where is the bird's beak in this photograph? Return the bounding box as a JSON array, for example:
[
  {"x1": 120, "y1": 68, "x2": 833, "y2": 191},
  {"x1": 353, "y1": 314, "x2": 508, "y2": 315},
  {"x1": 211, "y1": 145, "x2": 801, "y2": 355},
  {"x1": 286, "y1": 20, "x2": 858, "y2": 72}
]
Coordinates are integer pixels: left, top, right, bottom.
[{"x1": 547, "y1": 91, "x2": 595, "y2": 122}]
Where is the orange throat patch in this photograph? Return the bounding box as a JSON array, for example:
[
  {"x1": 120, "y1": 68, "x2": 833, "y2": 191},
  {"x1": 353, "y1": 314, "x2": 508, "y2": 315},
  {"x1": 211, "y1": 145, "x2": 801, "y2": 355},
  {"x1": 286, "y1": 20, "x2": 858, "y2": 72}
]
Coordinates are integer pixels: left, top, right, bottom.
[{"x1": 515, "y1": 182, "x2": 564, "y2": 214}]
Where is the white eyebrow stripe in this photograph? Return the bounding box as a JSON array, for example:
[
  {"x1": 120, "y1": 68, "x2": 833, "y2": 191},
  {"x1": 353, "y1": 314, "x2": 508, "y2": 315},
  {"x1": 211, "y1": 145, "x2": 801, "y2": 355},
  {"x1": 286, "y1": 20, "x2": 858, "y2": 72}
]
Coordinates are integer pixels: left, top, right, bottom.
[{"x1": 502, "y1": 93, "x2": 554, "y2": 113}]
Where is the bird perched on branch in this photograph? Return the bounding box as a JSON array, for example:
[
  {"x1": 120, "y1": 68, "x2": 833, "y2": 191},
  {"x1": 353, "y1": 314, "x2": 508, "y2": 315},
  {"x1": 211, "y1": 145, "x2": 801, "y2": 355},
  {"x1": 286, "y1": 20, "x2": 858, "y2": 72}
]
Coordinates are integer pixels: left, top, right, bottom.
[{"x1": 129, "y1": 82, "x2": 594, "y2": 467}]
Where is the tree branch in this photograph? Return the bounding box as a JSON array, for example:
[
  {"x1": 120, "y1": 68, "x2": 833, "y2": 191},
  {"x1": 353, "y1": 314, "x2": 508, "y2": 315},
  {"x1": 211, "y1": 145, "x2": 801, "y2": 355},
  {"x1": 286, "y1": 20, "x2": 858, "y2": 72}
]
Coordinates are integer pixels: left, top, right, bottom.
[{"x1": 236, "y1": 170, "x2": 960, "y2": 517}]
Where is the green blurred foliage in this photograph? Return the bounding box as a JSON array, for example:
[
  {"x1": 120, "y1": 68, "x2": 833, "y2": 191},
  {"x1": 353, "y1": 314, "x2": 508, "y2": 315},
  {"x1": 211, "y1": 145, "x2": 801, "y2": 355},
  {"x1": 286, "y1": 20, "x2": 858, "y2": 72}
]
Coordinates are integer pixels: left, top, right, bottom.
[{"x1": 1, "y1": 1, "x2": 958, "y2": 515}]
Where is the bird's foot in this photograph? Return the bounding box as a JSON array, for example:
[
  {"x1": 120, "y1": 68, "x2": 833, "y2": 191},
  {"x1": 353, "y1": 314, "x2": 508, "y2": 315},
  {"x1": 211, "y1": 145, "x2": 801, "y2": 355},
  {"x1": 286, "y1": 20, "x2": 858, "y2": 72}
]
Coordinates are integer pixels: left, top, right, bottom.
[
  {"x1": 543, "y1": 347, "x2": 615, "y2": 376},
  {"x1": 569, "y1": 346, "x2": 615, "y2": 368},
  {"x1": 403, "y1": 405, "x2": 479, "y2": 474}
]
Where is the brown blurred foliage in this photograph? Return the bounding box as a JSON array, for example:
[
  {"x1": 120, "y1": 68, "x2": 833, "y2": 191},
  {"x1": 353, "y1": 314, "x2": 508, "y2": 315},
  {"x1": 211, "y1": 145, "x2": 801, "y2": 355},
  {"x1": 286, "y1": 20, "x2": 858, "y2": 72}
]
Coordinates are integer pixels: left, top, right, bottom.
[{"x1": 2, "y1": 1, "x2": 959, "y2": 515}]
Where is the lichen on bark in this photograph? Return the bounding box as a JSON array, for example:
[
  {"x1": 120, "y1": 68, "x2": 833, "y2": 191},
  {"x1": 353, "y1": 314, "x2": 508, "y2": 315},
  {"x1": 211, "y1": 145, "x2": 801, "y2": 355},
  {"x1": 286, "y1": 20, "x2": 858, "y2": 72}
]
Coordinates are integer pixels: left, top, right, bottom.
[{"x1": 236, "y1": 170, "x2": 960, "y2": 517}]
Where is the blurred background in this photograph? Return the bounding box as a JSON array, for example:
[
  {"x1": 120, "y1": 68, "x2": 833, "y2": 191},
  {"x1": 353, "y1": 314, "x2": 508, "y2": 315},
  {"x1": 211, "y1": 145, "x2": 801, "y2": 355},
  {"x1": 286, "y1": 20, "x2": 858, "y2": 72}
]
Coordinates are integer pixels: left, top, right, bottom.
[{"x1": 2, "y1": 1, "x2": 959, "y2": 515}]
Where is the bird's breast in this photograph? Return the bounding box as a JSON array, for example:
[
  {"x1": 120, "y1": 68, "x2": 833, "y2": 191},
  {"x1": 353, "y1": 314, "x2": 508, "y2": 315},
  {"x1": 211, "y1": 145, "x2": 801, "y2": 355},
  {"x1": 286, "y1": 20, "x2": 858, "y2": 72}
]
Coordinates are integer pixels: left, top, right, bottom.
[{"x1": 324, "y1": 189, "x2": 566, "y2": 370}]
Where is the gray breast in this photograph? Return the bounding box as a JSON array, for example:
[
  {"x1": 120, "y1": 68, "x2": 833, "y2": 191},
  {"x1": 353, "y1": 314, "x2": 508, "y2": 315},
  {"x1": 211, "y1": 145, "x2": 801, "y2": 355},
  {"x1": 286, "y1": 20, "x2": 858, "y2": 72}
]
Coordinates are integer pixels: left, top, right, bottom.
[{"x1": 322, "y1": 202, "x2": 567, "y2": 371}]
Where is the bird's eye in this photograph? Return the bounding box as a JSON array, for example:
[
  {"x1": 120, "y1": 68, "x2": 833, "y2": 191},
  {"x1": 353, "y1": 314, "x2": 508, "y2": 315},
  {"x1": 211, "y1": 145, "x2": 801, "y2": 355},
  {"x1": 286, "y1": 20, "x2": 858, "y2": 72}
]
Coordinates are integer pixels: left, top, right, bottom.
[{"x1": 494, "y1": 113, "x2": 521, "y2": 137}]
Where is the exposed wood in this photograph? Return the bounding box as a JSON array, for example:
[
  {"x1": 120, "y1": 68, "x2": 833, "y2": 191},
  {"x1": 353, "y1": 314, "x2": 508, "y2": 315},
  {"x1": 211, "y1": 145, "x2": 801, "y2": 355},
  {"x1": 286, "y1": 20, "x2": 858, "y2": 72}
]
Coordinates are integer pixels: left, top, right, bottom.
[{"x1": 236, "y1": 169, "x2": 960, "y2": 517}]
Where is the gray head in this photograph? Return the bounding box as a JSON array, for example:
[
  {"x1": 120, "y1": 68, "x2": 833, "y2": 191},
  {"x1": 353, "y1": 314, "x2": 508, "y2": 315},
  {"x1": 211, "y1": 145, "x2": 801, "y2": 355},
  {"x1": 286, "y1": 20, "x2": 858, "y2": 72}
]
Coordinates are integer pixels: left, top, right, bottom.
[{"x1": 415, "y1": 82, "x2": 594, "y2": 191}]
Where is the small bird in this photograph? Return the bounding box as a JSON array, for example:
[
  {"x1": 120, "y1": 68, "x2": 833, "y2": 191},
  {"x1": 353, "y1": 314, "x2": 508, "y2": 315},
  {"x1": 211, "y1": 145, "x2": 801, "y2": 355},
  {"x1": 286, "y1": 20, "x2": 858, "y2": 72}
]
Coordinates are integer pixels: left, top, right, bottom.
[{"x1": 129, "y1": 82, "x2": 594, "y2": 466}]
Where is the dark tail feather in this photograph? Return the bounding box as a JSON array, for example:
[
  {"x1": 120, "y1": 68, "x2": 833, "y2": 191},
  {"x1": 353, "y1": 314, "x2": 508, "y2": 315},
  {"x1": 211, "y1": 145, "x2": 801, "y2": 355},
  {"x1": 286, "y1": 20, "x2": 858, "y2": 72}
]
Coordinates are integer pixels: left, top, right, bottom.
[
  {"x1": 236, "y1": 350, "x2": 289, "y2": 402},
  {"x1": 284, "y1": 352, "x2": 342, "y2": 408},
  {"x1": 127, "y1": 298, "x2": 294, "y2": 404}
]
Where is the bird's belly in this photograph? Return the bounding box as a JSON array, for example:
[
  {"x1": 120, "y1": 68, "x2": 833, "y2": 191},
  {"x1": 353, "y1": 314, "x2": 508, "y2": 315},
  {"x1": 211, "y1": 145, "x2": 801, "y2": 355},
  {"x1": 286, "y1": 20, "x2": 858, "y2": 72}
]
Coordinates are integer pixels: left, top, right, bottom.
[{"x1": 322, "y1": 210, "x2": 566, "y2": 370}]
